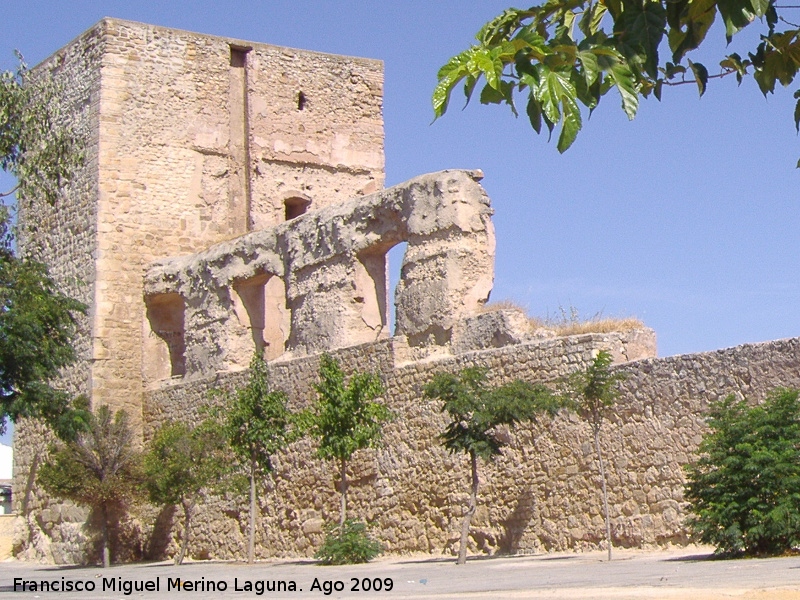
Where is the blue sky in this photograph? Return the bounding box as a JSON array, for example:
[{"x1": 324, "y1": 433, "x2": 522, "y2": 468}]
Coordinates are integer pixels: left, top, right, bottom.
[{"x1": 1, "y1": 0, "x2": 798, "y2": 363}]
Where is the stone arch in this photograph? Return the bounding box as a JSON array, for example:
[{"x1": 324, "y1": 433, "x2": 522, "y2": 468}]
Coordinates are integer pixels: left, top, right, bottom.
[
  {"x1": 144, "y1": 293, "x2": 186, "y2": 382},
  {"x1": 230, "y1": 272, "x2": 290, "y2": 363},
  {"x1": 354, "y1": 241, "x2": 394, "y2": 339}
]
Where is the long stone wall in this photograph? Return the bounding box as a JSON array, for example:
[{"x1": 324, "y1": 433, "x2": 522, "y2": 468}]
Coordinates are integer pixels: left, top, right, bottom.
[
  {"x1": 136, "y1": 330, "x2": 800, "y2": 561},
  {"x1": 138, "y1": 334, "x2": 799, "y2": 560},
  {"x1": 16, "y1": 324, "x2": 800, "y2": 563}
]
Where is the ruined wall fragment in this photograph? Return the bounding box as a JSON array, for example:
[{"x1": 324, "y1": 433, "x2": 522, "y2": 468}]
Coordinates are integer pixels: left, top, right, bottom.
[{"x1": 143, "y1": 169, "x2": 495, "y2": 380}]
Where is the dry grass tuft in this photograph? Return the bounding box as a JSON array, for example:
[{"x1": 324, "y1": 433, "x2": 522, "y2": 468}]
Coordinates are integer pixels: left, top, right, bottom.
[
  {"x1": 479, "y1": 301, "x2": 645, "y2": 336},
  {"x1": 547, "y1": 316, "x2": 645, "y2": 336},
  {"x1": 479, "y1": 299, "x2": 529, "y2": 314}
]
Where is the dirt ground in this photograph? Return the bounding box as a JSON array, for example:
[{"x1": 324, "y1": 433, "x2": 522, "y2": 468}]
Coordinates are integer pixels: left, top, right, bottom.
[{"x1": 4, "y1": 545, "x2": 800, "y2": 599}]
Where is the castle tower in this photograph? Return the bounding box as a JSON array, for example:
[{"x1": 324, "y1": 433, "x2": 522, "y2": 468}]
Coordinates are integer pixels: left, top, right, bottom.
[{"x1": 17, "y1": 18, "x2": 385, "y2": 433}]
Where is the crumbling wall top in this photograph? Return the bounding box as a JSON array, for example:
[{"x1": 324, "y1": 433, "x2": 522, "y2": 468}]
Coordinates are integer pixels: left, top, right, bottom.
[{"x1": 143, "y1": 169, "x2": 494, "y2": 380}]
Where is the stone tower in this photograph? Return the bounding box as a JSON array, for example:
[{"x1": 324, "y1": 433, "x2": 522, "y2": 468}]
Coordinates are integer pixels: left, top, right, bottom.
[{"x1": 16, "y1": 18, "x2": 385, "y2": 432}]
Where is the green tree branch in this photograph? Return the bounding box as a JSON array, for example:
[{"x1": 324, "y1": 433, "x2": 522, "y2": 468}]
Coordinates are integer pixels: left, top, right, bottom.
[{"x1": 434, "y1": 0, "x2": 800, "y2": 162}]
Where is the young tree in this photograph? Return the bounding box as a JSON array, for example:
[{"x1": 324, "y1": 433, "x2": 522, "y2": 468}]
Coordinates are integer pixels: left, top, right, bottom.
[
  {"x1": 685, "y1": 388, "x2": 800, "y2": 556},
  {"x1": 212, "y1": 354, "x2": 296, "y2": 564},
  {"x1": 307, "y1": 353, "x2": 389, "y2": 532},
  {"x1": 143, "y1": 419, "x2": 224, "y2": 565},
  {"x1": 0, "y1": 241, "x2": 88, "y2": 440},
  {"x1": 433, "y1": 1, "x2": 800, "y2": 159},
  {"x1": 37, "y1": 405, "x2": 142, "y2": 568},
  {"x1": 561, "y1": 350, "x2": 626, "y2": 561},
  {"x1": 0, "y1": 55, "x2": 87, "y2": 440},
  {"x1": 1, "y1": 54, "x2": 78, "y2": 203},
  {"x1": 424, "y1": 368, "x2": 559, "y2": 565}
]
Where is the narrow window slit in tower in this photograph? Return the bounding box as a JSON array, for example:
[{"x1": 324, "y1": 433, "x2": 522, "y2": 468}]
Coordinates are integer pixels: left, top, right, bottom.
[
  {"x1": 297, "y1": 91, "x2": 306, "y2": 110},
  {"x1": 228, "y1": 44, "x2": 252, "y2": 232},
  {"x1": 229, "y1": 47, "x2": 248, "y2": 68}
]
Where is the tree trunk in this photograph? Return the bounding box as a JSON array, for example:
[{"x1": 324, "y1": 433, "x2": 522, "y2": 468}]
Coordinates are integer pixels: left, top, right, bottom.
[
  {"x1": 457, "y1": 451, "x2": 479, "y2": 565},
  {"x1": 248, "y1": 455, "x2": 256, "y2": 564},
  {"x1": 176, "y1": 500, "x2": 192, "y2": 565},
  {"x1": 21, "y1": 450, "x2": 41, "y2": 517},
  {"x1": 339, "y1": 456, "x2": 348, "y2": 534},
  {"x1": 22, "y1": 451, "x2": 42, "y2": 556},
  {"x1": 593, "y1": 426, "x2": 612, "y2": 561},
  {"x1": 101, "y1": 504, "x2": 110, "y2": 568}
]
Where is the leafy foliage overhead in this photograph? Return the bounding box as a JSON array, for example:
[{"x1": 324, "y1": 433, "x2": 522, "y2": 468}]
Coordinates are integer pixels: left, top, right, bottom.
[
  {"x1": 684, "y1": 388, "x2": 800, "y2": 556},
  {"x1": 433, "y1": 0, "x2": 800, "y2": 159}
]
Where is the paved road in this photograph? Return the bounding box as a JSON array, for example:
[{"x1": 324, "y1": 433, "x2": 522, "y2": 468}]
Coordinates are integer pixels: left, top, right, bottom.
[{"x1": 4, "y1": 548, "x2": 800, "y2": 599}]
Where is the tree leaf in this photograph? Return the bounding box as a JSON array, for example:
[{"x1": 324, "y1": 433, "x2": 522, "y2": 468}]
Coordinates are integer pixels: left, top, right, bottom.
[
  {"x1": 666, "y1": 0, "x2": 689, "y2": 29},
  {"x1": 608, "y1": 61, "x2": 640, "y2": 119},
  {"x1": 476, "y1": 7, "x2": 533, "y2": 45},
  {"x1": 526, "y1": 92, "x2": 544, "y2": 134},
  {"x1": 558, "y1": 9, "x2": 577, "y2": 38},
  {"x1": 572, "y1": 65, "x2": 601, "y2": 109},
  {"x1": 717, "y1": 0, "x2": 756, "y2": 41},
  {"x1": 532, "y1": 66, "x2": 562, "y2": 124},
  {"x1": 557, "y1": 94, "x2": 583, "y2": 152},
  {"x1": 480, "y1": 82, "x2": 505, "y2": 104},
  {"x1": 591, "y1": 2, "x2": 610, "y2": 32},
  {"x1": 655, "y1": 77, "x2": 664, "y2": 100},
  {"x1": 794, "y1": 96, "x2": 800, "y2": 132},
  {"x1": 750, "y1": 0, "x2": 769, "y2": 18},
  {"x1": 579, "y1": 49, "x2": 601, "y2": 86},
  {"x1": 605, "y1": 0, "x2": 623, "y2": 20},
  {"x1": 688, "y1": 59, "x2": 709, "y2": 96},
  {"x1": 671, "y1": 0, "x2": 717, "y2": 62},
  {"x1": 753, "y1": 34, "x2": 800, "y2": 95},
  {"x1": 617, "y1": 0, "x2": 667, "y2": 78},
  {"x1": 463, "y1": 75, "x2": 478, "y2": 108},
  {"x1": 433, "y1": 51, "x2": 473, "y2": 118},
  {"x1": 514, "y1": 25, "x2": 548, "y2": 48},
  {"x1": 766, "y1": 2, "x2": 778, "y2": 32},
  {"x1": 663, "y1": 61, "x2": 688, "y2": 78},
  {"x1": 721, "y1": 52, "x2": 750, "y2": 84},
  {"x1": 473, "y1": 48, "x2": 503, "y2": 91}
]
